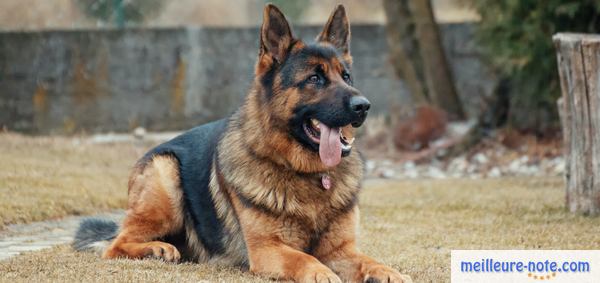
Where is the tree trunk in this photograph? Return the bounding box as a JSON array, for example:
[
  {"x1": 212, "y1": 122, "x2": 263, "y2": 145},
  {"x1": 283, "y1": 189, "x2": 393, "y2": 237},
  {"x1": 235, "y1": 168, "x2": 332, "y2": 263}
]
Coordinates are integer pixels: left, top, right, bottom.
[
  {"x1": 382, "y1": 0, "x2": 427, "y2": 105},
  {"x1": 554, "y1": 33, "x2": 600, "y2": 216},
  {"x1": 410, "y1": 0, "x2": 465, "y2": 120}
]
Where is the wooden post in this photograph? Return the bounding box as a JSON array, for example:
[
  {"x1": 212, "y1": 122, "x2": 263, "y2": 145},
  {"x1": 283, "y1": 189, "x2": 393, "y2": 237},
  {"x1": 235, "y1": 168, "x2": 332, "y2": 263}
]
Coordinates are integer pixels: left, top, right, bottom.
[{"x1": 553, "y1": 33, "x2": 600, "y2": 215}]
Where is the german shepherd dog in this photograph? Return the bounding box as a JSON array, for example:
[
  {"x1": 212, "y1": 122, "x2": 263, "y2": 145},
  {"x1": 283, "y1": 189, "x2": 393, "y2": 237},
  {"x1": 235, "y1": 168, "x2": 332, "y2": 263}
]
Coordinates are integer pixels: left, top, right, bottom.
[{"x1": 73, "y1": 4, "x2": 411, "y2": 283}]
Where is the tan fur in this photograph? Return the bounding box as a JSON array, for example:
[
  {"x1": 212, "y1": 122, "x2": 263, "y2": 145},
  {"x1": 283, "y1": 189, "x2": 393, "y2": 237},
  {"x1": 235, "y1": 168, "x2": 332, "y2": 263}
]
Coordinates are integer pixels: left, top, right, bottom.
[
  {"x1": 314, "y1": 207, "x2": 411, "y2": 282},
  {"x1": 100, "y1": 4, "x2": 411, "y2": 282},
  {"x1": 213, "y1": 106, "x2": 409, "y2": 281},
  {"x1": 103, "y1": 155, "x2": 183, "y2": 262},
  {"x1": 211, "y1": 5, "x2": 411, "y2": 281}
]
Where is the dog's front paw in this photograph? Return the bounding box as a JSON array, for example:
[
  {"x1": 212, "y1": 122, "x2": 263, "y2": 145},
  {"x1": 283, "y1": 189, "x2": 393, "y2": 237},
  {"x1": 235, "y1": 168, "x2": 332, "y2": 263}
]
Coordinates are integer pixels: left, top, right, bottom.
[
  {"x1": 299, "y1": 265, "x2": 342, "y2": 283},
  {"x1": 362, "y1": 264, "x2": 412, "y2": 283},
  {"x1": 144, "y1": 242, "x2": 181, "y2": 262}
]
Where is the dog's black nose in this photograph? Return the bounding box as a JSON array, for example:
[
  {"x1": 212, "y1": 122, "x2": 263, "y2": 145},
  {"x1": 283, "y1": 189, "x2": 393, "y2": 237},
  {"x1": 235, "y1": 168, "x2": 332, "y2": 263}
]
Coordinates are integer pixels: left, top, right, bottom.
[{"x1": 349, "y1": 96, "x2": 371, "y2": 116}]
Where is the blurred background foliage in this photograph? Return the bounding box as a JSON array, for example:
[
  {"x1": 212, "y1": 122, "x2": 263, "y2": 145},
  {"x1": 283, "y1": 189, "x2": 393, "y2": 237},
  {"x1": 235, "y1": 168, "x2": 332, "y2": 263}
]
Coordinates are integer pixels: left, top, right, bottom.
[
  {"x1": 266, "y1": 0, "x2": 308, "y2": 22},
  {"x1": 76, "y1": 0, "x2": 164, "y2": 27},
  {"x1": 467, "y1": 0, "x2": 600, "y2": 132}
]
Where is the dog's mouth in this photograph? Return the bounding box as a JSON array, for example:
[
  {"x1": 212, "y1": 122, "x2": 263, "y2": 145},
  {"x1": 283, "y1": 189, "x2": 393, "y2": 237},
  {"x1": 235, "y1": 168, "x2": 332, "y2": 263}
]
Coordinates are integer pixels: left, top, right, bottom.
[{"x1": 302, "y1": 118, "x2": 354, "y2": 167}]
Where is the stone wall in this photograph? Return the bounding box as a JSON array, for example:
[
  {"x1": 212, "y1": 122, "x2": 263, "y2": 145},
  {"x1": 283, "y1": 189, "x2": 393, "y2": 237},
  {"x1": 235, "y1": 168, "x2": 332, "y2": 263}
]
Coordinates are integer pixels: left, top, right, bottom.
[{"x1": 0, "y1": 24, "x2": 495, "y2": 134}]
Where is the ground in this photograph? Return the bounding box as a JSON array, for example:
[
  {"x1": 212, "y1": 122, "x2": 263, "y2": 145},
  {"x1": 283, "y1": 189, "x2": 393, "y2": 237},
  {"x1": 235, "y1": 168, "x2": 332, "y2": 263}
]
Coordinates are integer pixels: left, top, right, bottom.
[
  {"x1": 2, "y1": 133, "x2": 600, "y2": 282},
  {"x1": 0, "y1": 133, "x2": 144, "y2": 228}
]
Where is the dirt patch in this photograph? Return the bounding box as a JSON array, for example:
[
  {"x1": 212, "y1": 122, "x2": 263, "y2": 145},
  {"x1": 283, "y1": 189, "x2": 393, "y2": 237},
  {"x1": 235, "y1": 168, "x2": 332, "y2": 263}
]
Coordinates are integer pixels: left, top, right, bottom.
[{"x1": 2, "y1": 178, "x2": 600, "y2": 282}]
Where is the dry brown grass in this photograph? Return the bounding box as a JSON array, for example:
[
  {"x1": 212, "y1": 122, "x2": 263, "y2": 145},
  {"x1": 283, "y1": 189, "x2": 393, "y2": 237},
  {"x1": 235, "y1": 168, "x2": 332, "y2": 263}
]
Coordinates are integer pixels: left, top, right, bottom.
[
  {"x1": 2, "y1": 176, "x2": 600, "y2": 282},
  {"x1": 0, "y1": 132, "x2": 149, "y2": 229}
]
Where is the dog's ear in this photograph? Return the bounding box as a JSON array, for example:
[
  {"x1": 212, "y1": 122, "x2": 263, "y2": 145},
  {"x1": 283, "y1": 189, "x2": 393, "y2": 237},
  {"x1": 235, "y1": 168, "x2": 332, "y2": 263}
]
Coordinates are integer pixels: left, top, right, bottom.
[
  {"x1": 260, "y1": 4, "x2": 294, "y2": 63},
  {"x1": 317, "y1": 4, "x2": 350, "y2": 54}
]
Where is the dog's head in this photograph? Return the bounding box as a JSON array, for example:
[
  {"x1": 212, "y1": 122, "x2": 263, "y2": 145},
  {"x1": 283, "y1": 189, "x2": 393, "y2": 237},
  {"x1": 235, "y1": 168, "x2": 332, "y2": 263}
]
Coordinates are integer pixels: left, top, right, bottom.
[{"x1": 253, "y1": 4, "x2": 369, "y2": 169}]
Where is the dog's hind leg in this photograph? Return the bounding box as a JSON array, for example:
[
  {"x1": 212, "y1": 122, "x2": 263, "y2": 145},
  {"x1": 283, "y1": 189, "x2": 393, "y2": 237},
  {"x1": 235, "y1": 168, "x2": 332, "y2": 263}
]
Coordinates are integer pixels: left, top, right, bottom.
[{"x1": 103, "y1": 155, "x2": 184, "y2": 262}]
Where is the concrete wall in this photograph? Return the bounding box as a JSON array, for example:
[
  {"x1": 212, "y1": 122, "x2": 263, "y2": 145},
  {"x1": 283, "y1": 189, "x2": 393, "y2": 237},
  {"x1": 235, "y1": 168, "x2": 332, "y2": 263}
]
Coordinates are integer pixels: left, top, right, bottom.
[{"x1": 0, "y1": 24, "x2": 495, "y2": 134}]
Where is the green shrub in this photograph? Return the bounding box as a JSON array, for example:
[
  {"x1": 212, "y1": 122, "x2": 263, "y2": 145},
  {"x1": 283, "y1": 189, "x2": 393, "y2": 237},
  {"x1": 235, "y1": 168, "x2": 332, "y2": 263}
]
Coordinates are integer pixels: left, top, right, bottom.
[
  {"x1": 468, "y1": 0, "x2": 600, "y2": 131},
  {"x1": 76, "y1": 0, "x2": 164, "y2": 27}
]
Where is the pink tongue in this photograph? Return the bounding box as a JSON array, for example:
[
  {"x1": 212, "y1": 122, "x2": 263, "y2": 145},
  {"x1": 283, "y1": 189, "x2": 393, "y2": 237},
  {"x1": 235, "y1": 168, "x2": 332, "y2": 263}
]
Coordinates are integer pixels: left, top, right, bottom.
[{"x1": 318, "y1": 123, "x2": 342, "y2": 167}]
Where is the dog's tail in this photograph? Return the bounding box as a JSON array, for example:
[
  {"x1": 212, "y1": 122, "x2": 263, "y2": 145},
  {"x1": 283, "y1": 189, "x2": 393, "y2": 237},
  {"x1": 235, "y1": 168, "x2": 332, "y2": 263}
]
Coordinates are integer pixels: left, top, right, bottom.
[{"x1": 72, "y1": 218, "x2": 118, "y2": 255}]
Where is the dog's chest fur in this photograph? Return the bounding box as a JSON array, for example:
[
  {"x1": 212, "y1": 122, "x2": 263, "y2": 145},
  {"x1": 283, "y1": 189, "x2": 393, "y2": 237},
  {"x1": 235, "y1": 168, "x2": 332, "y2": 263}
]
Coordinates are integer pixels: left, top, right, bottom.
[{"x1": 212, "y1": 119, "x2": 363, "y2": 253}]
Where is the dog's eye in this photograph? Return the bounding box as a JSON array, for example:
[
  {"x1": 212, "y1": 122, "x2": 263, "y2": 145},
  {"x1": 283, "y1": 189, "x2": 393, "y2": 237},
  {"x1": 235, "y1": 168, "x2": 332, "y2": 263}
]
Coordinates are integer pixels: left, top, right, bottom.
[
  {"x1": 308, "y1": 74, "x2": 320, "y2": 84},
  {"x1": 342, "y1": 72, "x2": 352, "y2": 84}
]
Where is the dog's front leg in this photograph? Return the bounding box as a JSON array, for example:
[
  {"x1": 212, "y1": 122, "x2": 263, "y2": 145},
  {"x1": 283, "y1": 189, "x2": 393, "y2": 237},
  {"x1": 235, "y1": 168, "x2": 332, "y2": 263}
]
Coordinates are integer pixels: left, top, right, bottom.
[
  {"x1": 233, "y1": 197, "x2": 340, "y2": 282},
  {"x1": 246, "y1": 240, "x2": 341, "y2": 283},
  {"x1": 314, "y1": 207, "x2": 412, "y2": 283}
]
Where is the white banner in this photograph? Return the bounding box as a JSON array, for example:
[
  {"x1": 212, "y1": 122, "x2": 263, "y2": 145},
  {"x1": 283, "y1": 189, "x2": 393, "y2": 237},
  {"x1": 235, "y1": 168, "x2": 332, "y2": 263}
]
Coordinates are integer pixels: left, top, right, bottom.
[{"x1": 451, "y1": 250, "x2": 600, "y2": 283}]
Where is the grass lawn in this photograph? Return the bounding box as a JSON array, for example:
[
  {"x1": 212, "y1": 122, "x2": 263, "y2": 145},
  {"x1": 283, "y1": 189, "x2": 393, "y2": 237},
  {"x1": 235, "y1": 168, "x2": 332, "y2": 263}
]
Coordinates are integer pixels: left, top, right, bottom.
[
  {"x1": 2, "y1": 133, "x2": 600, "y2": 282},
  {"x1": 0, "y1": 133, "x2": 145, "y2": 228}
]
